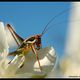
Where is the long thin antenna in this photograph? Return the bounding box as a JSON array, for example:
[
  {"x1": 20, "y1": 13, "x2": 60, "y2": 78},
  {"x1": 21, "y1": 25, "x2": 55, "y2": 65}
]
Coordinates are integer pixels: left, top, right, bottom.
[
  {"x1": 41, "y1": 8, "x2": 71, "y2": 36},
  {"x1": 42, "y1": 19, "x2": 80, "y2": 36}
]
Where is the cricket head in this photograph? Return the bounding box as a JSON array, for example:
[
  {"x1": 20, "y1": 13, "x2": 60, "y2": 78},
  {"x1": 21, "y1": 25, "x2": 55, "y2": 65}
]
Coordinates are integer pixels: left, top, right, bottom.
[{"x1": 34, "y1": 34, "x2": 42, "y2": 50}]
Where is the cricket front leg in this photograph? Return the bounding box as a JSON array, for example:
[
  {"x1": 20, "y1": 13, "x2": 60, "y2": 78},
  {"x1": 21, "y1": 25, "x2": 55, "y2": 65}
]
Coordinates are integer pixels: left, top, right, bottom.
[{"x1": 31, "y1": 44, "x2": 42, "y2": 71}]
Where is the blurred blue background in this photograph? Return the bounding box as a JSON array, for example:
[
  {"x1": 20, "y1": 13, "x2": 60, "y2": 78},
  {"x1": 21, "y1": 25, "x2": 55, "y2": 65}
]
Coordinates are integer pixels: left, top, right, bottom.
[{"x1": 0, "y1": 2, "x2": 71, "y2": 59}]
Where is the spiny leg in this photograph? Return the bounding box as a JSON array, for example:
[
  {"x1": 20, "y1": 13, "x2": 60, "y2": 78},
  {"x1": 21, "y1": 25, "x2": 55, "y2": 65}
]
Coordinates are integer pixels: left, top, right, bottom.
[
  {"x1": 31, "y1": 44, "x2": 42, "y2": 71},
  {"x1": 8, "y1": 54, "x2": 25, "y2": 68},
  {"x1": 18, "y1": 54, "x2": 25, "y2": 69}
]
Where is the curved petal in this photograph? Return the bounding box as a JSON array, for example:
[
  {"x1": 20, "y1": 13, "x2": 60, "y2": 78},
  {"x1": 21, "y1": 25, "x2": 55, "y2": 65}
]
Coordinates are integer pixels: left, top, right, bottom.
[{"x1": 15, "y1": 47, "x2": 57, "y2": 77}]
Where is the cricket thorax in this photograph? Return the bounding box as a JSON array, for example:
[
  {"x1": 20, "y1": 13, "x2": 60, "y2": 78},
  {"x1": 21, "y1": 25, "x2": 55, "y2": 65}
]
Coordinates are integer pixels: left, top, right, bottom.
[{"x1": 17, "y1": 44, "x2": 32, "y2": 56}]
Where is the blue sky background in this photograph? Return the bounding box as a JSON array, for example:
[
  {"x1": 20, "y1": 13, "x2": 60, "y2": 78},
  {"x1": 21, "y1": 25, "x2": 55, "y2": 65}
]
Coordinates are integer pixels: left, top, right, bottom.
[{"x1": 0, "y1": 2, "x2": 71, "y2": 59}]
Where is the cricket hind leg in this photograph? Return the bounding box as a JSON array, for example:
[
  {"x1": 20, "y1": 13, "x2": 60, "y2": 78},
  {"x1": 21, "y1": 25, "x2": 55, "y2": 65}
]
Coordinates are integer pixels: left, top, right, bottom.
[{"x1": 31, "y1": 44, "x2": 42, "y2": 71}]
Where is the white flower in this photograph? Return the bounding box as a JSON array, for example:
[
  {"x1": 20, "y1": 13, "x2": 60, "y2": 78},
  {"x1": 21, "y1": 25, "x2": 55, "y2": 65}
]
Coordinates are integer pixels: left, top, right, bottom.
[{"x1": 0, "y1": 21, "x2": 57, "y2": 78}]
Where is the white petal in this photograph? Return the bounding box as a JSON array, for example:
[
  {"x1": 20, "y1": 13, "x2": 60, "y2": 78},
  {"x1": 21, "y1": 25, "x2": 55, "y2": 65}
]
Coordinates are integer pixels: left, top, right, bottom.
[
  {"x1": 15, "y1": 47, "x2": 57, "y2": 77},
  {"x1": 0, "y1": 22, "x2": 8, "y2": 51},
  {"x1": 0, "y1": 22, "x2": 9, "y2": 58}
]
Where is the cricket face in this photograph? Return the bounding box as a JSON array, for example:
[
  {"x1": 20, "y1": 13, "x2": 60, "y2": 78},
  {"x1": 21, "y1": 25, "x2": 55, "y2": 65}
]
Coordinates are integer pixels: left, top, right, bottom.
[{"x1": 35, "y1": 34, "x2": 42, "y2": 50}]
